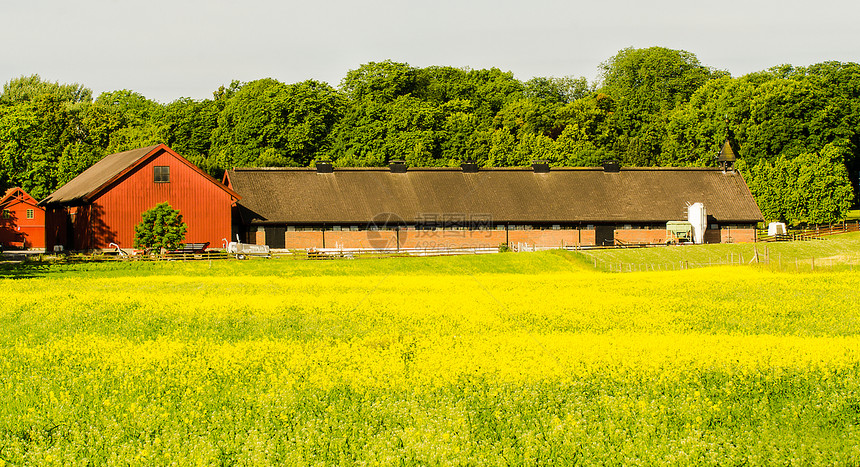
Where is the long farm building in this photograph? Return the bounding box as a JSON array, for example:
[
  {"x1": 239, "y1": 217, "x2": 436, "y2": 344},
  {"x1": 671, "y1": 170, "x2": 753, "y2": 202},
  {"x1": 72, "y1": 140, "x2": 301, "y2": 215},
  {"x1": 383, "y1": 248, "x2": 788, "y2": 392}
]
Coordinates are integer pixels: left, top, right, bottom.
[
  {"x1": 27, "y1": 144, "x2": 763, "y2": 252},
  {"x1": 225, "y1": 160, "x2": 763, "y2": 250}
]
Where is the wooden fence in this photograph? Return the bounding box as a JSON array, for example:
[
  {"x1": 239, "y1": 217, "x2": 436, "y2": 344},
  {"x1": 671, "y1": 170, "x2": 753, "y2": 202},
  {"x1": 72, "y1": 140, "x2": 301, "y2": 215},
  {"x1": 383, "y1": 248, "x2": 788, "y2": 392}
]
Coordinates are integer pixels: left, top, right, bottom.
[
  {"x1": 25, "y1": 246, "x2": 502, "y2": 263},
  {"x1": 589, "y1": 245, "x2": 859, "y2": 274},
  {"x1": 10, "y1": 221, "x2": 860, "y2": 265},
  {"x1": 757, "y1": 221, "x2": 860, "y2": 242}
]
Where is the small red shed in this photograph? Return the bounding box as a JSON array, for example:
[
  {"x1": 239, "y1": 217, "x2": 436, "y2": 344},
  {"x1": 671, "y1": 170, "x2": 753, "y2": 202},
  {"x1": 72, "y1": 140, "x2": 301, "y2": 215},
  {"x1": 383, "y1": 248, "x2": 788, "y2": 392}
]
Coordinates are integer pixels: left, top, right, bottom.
[
  {"x1": 0, "y1": 187, "x2": 46, "y2": 249},
  {"x1": 40, "y1": 144, "x2": 240, "y2": 251}
]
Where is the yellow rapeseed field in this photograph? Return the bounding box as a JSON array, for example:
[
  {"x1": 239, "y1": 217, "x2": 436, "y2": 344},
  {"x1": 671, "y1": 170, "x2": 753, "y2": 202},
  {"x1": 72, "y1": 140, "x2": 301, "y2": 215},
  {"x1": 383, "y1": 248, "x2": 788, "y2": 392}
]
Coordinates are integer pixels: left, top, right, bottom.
[{"x1": 1, "y1": 251, "x2": 858, "y2": 465}]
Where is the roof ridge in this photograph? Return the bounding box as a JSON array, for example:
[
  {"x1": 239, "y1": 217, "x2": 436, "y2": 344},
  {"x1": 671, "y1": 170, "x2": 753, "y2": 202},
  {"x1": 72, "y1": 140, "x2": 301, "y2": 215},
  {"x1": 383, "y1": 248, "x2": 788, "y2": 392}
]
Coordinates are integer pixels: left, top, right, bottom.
[{"x1": 229, "y1": 166, "x2": 726, "y2": 172}]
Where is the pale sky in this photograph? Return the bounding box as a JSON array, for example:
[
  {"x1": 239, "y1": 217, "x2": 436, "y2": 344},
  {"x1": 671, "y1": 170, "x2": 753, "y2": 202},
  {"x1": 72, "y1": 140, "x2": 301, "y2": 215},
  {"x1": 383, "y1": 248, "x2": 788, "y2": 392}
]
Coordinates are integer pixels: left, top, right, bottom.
[{"x1": 3, "y1": 0, "x2": 859, "y2": 103}]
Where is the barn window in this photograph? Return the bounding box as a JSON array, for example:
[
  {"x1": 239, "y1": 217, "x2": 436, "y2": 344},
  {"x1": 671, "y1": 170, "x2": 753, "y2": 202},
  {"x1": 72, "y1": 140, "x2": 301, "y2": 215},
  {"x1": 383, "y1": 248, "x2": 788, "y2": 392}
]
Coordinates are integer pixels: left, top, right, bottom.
[
  {"x1": 26, "y1": 209, "x2": 34, "y2": 219},
  {"x1": 154, "y1": 166, "x2": 170, "y2": 183}
]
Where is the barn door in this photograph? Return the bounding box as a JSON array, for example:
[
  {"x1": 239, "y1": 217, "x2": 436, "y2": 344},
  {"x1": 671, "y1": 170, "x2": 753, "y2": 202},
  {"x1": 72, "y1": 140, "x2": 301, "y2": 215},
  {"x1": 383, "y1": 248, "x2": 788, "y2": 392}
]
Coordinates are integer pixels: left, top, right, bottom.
[
  {"x1": 264, "y1": 226, "x2": 286, "y2": 249},
  {"x1": 595, "y1": 225, "x2": 615, "y2": 246}
]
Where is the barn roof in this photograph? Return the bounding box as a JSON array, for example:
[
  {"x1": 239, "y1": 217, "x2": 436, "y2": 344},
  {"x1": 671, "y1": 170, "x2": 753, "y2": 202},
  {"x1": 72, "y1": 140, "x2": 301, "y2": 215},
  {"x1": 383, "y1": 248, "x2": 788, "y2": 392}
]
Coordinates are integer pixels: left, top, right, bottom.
[
  {"x1": 225, "y1": 166, "x2": 764, "y2": 225},
  {"x1": 40, "y1": 144, "x2": 239, "y2": 206}
]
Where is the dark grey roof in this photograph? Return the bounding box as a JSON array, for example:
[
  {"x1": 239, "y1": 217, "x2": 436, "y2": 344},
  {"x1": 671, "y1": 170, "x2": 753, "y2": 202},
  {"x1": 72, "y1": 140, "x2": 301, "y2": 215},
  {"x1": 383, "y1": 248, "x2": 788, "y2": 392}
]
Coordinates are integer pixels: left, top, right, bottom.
[
  {"x1": 226, "y1": 166, "x2": 764, "y2": 225},
  {"x1": 40, "y1": 146, "x2": 160, "y2": 205}
]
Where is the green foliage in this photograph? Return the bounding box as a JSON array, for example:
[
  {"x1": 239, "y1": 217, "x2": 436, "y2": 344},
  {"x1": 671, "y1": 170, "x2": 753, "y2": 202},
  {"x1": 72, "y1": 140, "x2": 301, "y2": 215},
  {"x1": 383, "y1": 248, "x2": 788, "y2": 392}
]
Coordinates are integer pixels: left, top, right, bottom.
[
  {"x1": 339, "y1": 60, "x2": 420, "y2": 102},
  {"x1": 599, "y1": 47, "x2": 719, "y2": 113},
  {"x1": 56, "y1": 142, "x2": 106, "y2": 186},
  {"x1": 524, "y1": 76, "x2": 590, "y2": 104},
  {"x1": 741, "y1": 143, "x2": 853, "y2": 224},
  {"x1": 132, "y1": 202, "x2": 187, "y2": 252},
  {"x1": 0, "y1": 74, "x2": 92, "y2": 104},
  {"x1": 0, "y1": 93, "x2": 87, "y2": 199},
  {"x1": 161, "y1": 97, "x2": 220, "y2": 175},
  {"x1": 211, "y1": 78, "x2": 344, "y2": 169}
]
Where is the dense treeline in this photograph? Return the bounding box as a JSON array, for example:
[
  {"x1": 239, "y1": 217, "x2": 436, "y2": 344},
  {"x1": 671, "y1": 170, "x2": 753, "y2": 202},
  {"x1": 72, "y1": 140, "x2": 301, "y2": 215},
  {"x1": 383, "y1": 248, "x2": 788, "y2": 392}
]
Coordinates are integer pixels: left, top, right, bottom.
[{"x1": 1, "y1": 47, "x2": 856, "y2": 224}]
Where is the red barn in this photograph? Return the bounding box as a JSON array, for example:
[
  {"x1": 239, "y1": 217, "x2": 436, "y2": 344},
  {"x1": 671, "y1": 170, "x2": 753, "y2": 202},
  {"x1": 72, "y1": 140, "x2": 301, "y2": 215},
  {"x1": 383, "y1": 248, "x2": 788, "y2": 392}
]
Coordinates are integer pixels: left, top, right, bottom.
[
  {"x1": 41, "y1": 144, "x2": 239, "y2": 251},
  {"x1": 0, "y1": 187, "x2": 46, "y2": 249}
]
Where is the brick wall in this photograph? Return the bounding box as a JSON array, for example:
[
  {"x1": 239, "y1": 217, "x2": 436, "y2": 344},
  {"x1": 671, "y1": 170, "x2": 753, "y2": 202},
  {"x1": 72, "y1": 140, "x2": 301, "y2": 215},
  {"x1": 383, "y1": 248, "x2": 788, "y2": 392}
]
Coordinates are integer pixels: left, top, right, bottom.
[
  {"x1": 507, "y1": 230, "x2": 580, "y2": 248},
  {"x1": 721, "y1": 228, "x2": 757, "y2": 243},
  {"x1": 614, "y1": 229, "x2": 666, "y2": 245},
  {"x1": 269, "y1": 226, "x2": 759, "y2": 249},
  {"x1": 284, "y1": 231, "x2": 324, "y2": 249},
  {"x1": 326, "y1": 230, "x2": 398, "y2": 249},
  {"x1": 579, "y1": 229, "x2": 595, "y2": 246},
  {"x1": 400, "y1": 229, "x2": 506, "y2": 249}
]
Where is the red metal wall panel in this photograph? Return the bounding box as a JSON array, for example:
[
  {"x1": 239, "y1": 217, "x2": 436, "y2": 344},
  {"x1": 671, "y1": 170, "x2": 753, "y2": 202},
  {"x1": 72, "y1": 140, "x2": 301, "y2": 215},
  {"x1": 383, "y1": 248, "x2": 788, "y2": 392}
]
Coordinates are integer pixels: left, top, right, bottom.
[{"x1": 73, "y1": 149, "x2": 234, "y2": 250}]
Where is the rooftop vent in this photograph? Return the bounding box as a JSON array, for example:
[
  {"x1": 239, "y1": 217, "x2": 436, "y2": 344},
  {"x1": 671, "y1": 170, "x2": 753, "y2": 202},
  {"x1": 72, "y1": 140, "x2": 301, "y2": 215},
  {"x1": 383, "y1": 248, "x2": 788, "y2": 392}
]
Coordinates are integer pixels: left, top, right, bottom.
[
  {"x1": 315, "y1": 161, "x2": 333, "y2": 173},
  {"x1": 602, "y1": 160, "x2": 621, "y2": 173},
  {"x1": 461, "y1": 160, "x2": 479, "y2": 173},
  {"x1": 389, "y1": 160, "x2": 407, "y2": 173},
  {"x1": 717, "y1": 138, "x2": 737, "y2": 173},
  {"x1": 532, "y1": 160, "x2": 550, "y2": 173}
]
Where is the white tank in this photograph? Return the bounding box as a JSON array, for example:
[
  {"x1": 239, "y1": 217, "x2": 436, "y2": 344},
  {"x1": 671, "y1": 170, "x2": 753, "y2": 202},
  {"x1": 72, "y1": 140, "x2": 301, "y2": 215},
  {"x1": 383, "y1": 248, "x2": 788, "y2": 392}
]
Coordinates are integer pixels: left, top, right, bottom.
[{"x1": 687, "y1": 202, "x2": 707, "y2": 244}]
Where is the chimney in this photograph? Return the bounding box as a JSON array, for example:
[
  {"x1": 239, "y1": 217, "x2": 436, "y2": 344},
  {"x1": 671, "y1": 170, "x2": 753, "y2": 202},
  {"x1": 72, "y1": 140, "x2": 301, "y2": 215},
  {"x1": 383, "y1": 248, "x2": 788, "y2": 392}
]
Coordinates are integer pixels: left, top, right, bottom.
[
  {"x1": 389, "y1": 160, "x2": 407, "y2": 173},
  {"x1": 602, "y1": 160, "x2": 621, "y2": 173},
  {"x1": 532, "y1": 160, "x2": 550, "y2": 173},
  {"x1": 461, "y1": 160, "x2": 479, "y2": 173},
  {"x1": 315, "y1": 161, "x2": 333, "y2": 173}
]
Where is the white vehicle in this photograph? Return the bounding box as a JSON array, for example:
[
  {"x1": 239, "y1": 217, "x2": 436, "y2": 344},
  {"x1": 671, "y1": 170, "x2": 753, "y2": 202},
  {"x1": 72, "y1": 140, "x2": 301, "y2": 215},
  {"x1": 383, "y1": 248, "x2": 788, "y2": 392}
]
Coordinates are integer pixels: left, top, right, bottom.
[{"x1": 226, "y1": 237, "x2": 270, "y2": 259}]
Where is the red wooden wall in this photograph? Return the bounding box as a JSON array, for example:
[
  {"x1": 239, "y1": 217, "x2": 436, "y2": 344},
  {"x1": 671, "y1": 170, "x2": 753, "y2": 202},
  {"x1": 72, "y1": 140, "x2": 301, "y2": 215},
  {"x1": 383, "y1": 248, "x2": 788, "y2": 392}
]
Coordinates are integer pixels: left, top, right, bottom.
[
  {"x1": 67, "y1": 149, "x2": 235, "y2": 250},
  {"x1": 0, "y1": 189, "x2": 45, "y2": 249}
]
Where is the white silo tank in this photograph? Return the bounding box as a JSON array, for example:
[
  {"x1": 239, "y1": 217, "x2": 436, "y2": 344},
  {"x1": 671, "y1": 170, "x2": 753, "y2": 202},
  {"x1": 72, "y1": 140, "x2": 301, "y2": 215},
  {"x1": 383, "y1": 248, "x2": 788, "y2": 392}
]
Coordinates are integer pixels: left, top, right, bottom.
[{"x1": 687, "y1": 202, "x2": 707, "y2": 244}]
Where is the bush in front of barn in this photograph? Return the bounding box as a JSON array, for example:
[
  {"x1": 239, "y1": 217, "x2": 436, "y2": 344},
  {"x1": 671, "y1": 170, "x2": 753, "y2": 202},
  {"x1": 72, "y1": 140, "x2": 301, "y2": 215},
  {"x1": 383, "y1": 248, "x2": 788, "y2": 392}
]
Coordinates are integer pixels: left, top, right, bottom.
[{"x1": 133, "y1": 202, "x2": 187, "y2": 254}]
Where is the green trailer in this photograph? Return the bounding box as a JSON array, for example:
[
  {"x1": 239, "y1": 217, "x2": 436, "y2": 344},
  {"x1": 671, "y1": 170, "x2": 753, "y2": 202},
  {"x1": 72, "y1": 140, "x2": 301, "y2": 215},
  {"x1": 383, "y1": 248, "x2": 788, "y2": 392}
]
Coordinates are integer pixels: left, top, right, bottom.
[{"x1": 666, "y1": 221, "x2": 693, "y2": 244}]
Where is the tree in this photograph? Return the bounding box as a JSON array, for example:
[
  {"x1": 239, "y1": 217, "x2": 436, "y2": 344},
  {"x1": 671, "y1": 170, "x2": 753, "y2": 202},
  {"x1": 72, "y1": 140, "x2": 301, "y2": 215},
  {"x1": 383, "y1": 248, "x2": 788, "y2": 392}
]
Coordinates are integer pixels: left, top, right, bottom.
[
  {"x1": 339, "y1": 60, "x2": 420, "y2": 102},
  {"x1": 1, "y1": 74, "x2": 92, "y2": 104},
  {"x1": 524, "y1": 76, "x2": 590, "y2": 105},
  {"x1": 133, "y1": 202, "x2": 187, "y2": 253},
  {"x1": 740, "y1": 143, "x2": 853, "y2": 224},
  {"x1": 160, "y1": 97, "x2": 219, "y2": 176},
  {"x1": 327, "y1": 94, "x2": 442, "y2": 166},
  {"x1": 211, "y1": 78, "x2": 343, "y2": 170},
  {"x1": 599, "y1": 47, "x2": 719, "y2": 113},
  {"x1": 598, "y1": 47, "x2": 723, "y2": 166},
  {"x1": 84, "y1": 90, "x2": 164, "y2": 153}
]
